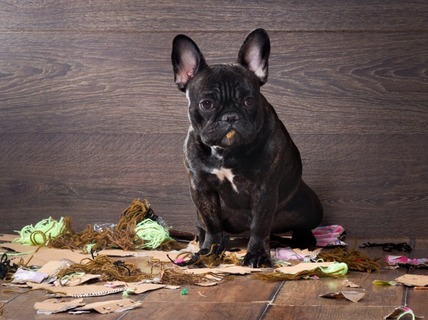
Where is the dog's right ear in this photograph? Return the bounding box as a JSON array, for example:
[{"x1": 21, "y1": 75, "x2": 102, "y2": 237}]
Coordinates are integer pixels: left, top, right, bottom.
[{"x1": 171, "y1": 35, "x2": 207, "y2": 92}]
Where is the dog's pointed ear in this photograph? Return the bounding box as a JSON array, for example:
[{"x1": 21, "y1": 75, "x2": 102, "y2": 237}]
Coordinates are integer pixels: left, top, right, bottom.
[
  {"x1": 237, "y1": 28, "x2": 270, "y2": 85},
  {"x1": 171, "y1": 35, "x2": 207, "y2": 92}
]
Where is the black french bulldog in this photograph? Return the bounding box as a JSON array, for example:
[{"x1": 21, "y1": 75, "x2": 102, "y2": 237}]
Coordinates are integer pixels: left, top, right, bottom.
[{"x1": 171, "y1": 28, "x2": 323, "y2": 267}]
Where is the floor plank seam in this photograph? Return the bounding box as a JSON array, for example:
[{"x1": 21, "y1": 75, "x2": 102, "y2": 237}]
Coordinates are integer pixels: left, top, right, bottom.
[
  {"x1": 257, "y1": 281, "x2": 285, "y2": 320},
  {"x1": 402, "y1": 238, "x2": 417, "y2": 308}
]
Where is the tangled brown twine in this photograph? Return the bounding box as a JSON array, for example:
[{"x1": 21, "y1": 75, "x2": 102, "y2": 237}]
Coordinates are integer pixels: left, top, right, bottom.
[
  {"x1": 57, "y1": 255, "x2": 151, "y2": 283},
  {"x1": 173, "y1": 246, "x2": 242, "y2": 268},
  {"x1": 255, "y1": 267, "x2": 345, "y2": 281},
  {"x1": 56, "y1": 255, "x2": 231, "y2": 285},
  {"x1": 48, "y1": 199, "x2": 184, "y2": 252},
  {"x1": 159, "y1": 268, "x2": 227, "y2": 285},
  {"x1": 318, "y1": 247, "x2": 381, "y2": 272}
]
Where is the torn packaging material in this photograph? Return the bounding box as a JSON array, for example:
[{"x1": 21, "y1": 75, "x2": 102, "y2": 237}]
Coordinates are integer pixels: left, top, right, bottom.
[
  {"x1": 29, "y1": 282, "x2": 165, "y2": 297},
  {"x1": 384, "y1": 306, "x2": 424, "y2": 320},
  {"x1": 72, "y1": 298, "x2": 142, "y2": 314},
  {"x1": 276, "y1": 262, "x2": 347, "y2": 275},
  {"x1": 395, "y1": 274, "x2": 428, "y2": 287},
  {"x1": 275, "y1": 247, "x2": 321, "y2": 261},
  {"x1": 320, "y1": 290, "x2": 365, "y2": 303},
  {"x1": 256, "y1": 262, "x2": 348, "y2": 281},
  {"x1": 34, "y1": 298, "x2": 85, "y2": 315},
  {"x1": 29, "y1": 283, "x2": 126, "y2": 298},
  {"x1": 12, "y1": 268, "x2": 48, "y2": 284},
  {"x1": 312, "y1": 225, "x2": 346, "y2": 247},
  {"x1": 34, "y1": 298, "x2": 141, "y2": 315},
  {"x1": 2, "y1": 243, "x2": 90, "y2": 266},
  {"x1": 386, "y1": 255, "x2": 428, "y2": 267}
]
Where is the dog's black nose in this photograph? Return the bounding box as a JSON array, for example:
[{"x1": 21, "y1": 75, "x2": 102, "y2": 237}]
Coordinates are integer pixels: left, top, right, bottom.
[{"x1": 221, "y1": 112, "x2": 240, "y2": 122}]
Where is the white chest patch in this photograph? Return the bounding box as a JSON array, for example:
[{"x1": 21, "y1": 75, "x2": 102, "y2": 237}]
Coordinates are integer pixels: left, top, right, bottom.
[{"x1": 211, "y1": 167, "x2": 238, "y2": 193}]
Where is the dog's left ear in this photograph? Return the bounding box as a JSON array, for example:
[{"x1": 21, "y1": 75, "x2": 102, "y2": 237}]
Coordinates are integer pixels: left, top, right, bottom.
[{"x1": 238, "y1": 28, "x2": 270, "y2": 85}]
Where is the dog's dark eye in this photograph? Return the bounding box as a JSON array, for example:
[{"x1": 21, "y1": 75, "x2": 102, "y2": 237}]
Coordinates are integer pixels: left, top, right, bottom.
[
  {"x1": 244, "y1": 97, "x2": 255, "y2": 107},
  {"x1": 199, "y1": 100, "x2": 214, "y2": 110}
]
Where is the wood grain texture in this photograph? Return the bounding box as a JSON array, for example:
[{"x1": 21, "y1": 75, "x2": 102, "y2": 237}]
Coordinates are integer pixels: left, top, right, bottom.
[
  {"x1": 264, "y1": 305, "x2": 397, "y2": 320},
  {"x1": 265, "y1": 238, "x2": 412, "y2": 320},
  {"x1": 0, "y1": 32, "x2": 427, "y2": 135},
  {"x1": 135, "y1": 277, "x2": 280, "y2": 320},
  {"x1": 0, "y1": 0, "x2": 427, "y2": 32},
  {"x1": 0, "y1": 1, "x2": 427, "y2": 239},
  {"x1": 407, "y1": 239, "x2": 428, "y2": 317},
  {"x1": 0, "y1": 133, "x2": 426, "y2": 236},
  {"x1": 2, "y1": 238, "x2": 426, "y2": 319},
  {"x1": 0, "y1": 290, "x2": 123, "y2": 319}
]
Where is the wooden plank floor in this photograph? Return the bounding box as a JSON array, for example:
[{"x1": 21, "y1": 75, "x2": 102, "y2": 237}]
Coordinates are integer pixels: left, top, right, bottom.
[
  {"x1": 0, "y1": 1, "x2": 427, "y2": 239},
  {"x1": 0, "y1": 1, "x2": 427, "y2": 318},
  {"x1": 1, "y1": 239, "x2": 426, "y2": 319}
]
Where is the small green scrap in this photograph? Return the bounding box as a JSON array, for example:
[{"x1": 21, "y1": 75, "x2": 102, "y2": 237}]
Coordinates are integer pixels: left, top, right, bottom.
[{"x1": 372, "y1": 280, "x2": 398, "y2": 286}]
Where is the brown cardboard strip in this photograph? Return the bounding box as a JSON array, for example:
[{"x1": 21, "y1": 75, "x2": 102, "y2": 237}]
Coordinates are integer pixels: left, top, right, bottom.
[
  {"x1": 395, "y1": 274, "x2": 428, "y2": 287},
  {"x1": 73, "y1": 298, "x2": 142, "y2": 314},
  {"x1": 29, "y1": 282, "x2": 165, "y2": 297},
  {"x1": 34, "y1": 298, "x2": 85, "y2": 315},
  {"x1": 320, "y1": 290, "x2": 366, "y2": 303},
  {"x1": 29, "y1": 283, "x2": 125, "y2": 297}
]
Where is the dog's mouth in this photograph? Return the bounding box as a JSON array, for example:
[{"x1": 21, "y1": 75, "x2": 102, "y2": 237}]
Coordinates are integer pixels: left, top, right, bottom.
[
  {"x1": 201, "y1": 119, "x2": 257, "y2": 148},
  {"x1": 221, "y1": 129, "x2": 240, "y2": 146}
]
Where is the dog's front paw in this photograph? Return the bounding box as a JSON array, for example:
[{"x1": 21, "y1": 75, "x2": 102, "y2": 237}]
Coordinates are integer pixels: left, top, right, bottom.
[{"x1": 242, "y1": 250, "x2": 273, "y2": 268}]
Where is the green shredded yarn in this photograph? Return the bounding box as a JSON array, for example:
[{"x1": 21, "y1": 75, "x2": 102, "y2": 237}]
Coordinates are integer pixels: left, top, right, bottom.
[
  {"x1": 319, "y1": 262, "x2": 348, "y2": 276},
  {"x1": 13, "y1": 217, "x2": 65, "y2": 246},
  {"x1": 84, "y1": 243, "x2": 97, "y2": 254},
  {"x1": 134, "y1": 219, "x2": 172, "y2": 249},
  {"x1": 12, "y1": 212, "x2": 172, "y2": 251},
  {"x1": 373, "y1": 280, "x2": 398, "y2": 286},
  {"x1": 398, "y1": 310, "x2": 415, "y2": 320}
]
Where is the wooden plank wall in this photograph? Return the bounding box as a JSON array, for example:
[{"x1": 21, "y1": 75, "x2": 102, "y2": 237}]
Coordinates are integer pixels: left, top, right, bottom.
[{"x1": 0, "y1": 1, "x2": 427, "y2": 238}]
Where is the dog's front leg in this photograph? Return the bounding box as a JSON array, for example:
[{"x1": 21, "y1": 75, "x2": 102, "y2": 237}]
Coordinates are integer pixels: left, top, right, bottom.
[
  {"x1": 191, "y1": 187, "x2": 226, "y2": 255},
  {"x1": 243, "y1": 190, "x2": 278, "y2": 268}
]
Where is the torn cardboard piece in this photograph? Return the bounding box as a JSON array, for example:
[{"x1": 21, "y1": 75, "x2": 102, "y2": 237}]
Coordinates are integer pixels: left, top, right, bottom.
[
  {"x1": 99, "y1": 249, "x2": 184, "y2": 263},
  {"x1": 37, "y1": 260, "x2": 75, "y2": 277},
  {"x1": 29, "y1": 283, "x2": 125, "y2": 297},
  {"x1": 34, "y1": 298, "x2": 85, "y2": 315},
  {"x1": 254, "y1": 261, "x2": 348, "y2": 281},
  {"x1": 0, "y1": 242, "x2": 38, "y2": 255},
  {"x1": 37, "y1": 261, "x2": 104, "y2": 286},
  {"x1": 384, "y1": 306, "x2": 424, "y2": 320},
  {"x1": 59, "y1": 273, "x2": 102, "y2": 287},
  {"x1": 343, "y1": 280, "x2": 361, "y2": 288},
  {"x1": 24, "y1": 248, "x2": 90, "y2": 266},
  {"x1": 320, "y1": 290, "x2": 365, "y2": 303},
  {"x1": 29, "y1": 282, "x2": 165, "y2": 297},
  {"x1": 395, "y1": 274, "x2": 428, "y2": 287},
  {"x1": 184, "y1": 265, "x2": 262, "y2": 275},
  {"x1": 99, "y1": 240, "x2": 200, "y2": 262},
  {"x1": 0, "y1": 234, "x2": 18, "y2": 242},
  {"x1": 72, "y1": 298, "x2": 141, "y2": 314},
  {"x1": 2, "y1": 244, "x2": 90, "y2": 267},
  {"x1": 178, "y1": 265, "x2": 262, "y2": 286},
  {"x1": 276, "y1": 262, "x2": 336, "y2": 275},
  {"x1": 106, "y1": 282, "x2": 165, "y2": 294}
]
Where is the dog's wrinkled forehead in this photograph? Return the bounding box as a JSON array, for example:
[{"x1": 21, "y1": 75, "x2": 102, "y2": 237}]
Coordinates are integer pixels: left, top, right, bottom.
[{"x1": 188, "y1": 64, "x2": 260, "y2": 99}]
